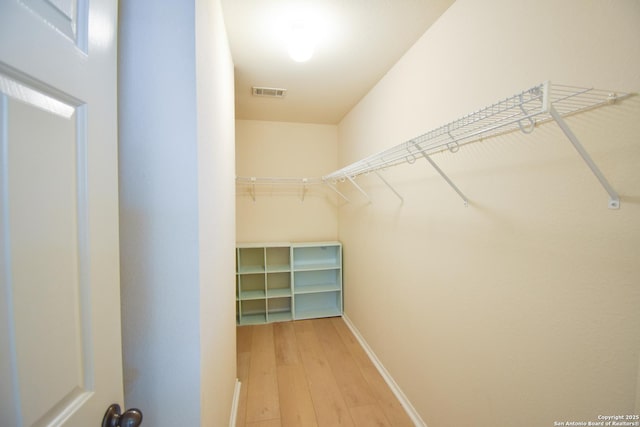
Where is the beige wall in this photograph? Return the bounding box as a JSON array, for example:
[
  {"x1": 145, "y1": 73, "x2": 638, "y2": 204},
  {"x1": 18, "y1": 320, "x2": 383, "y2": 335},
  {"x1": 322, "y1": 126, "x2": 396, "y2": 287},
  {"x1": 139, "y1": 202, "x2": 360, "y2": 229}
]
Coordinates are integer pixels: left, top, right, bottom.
[
  {"x1": 337, "y1": 0, "x2": 640, "y2": 426},
  {"x1": 236, "y1": 120, "x2": 339, "y2": 243},
  {"x1": 119, "y1": 0, "x2": 237, "y2": 425},
  {"x1": 196, "y1": 0, "x2": 237, "y2": 425}
]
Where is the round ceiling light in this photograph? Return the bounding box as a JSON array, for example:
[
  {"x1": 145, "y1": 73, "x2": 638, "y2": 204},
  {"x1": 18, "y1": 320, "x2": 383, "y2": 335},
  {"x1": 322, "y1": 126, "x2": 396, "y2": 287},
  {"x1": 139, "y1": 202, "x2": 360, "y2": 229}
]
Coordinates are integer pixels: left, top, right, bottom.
[{"x1": 287, "y1": 21, "x2": 315, "y2": 62}]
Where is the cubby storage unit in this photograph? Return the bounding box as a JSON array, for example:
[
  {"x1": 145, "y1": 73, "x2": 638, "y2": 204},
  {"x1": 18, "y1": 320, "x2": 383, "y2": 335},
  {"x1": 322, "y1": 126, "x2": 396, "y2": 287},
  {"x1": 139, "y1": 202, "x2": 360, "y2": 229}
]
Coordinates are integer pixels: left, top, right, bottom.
[
  {"x1": 236, "y1": 241, "x2": 342, "y2": 324},
  {"x1": 292, "y1": 242, "x2": 343, "y2": 320},
  {"x1": 236, "y1": 243, "x2": 291, "y2": 325}
]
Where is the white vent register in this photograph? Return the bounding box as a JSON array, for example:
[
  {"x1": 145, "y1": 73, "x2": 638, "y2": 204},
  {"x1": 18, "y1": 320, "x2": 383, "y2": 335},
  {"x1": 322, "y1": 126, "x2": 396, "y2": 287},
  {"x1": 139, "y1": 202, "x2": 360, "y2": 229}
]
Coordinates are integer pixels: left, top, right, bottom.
[{"x1": 252, "y1": 86, "x2": 287, "y2": 98}]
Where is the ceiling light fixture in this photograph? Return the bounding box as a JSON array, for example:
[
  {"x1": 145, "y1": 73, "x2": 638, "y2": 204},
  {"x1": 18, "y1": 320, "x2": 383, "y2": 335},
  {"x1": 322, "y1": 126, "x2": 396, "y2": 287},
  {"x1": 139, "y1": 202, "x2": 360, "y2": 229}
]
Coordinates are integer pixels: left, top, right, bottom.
[{"x1": 287, "y1": 21, "x2": 315, "y2": 62}]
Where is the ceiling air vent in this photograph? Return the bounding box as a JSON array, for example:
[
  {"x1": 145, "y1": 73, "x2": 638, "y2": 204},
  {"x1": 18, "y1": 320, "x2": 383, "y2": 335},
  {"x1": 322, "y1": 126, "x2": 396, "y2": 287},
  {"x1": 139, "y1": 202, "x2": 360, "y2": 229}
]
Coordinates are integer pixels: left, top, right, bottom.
[{"x1": 252, "y1": 86, "x2": 287, "y2": 98}]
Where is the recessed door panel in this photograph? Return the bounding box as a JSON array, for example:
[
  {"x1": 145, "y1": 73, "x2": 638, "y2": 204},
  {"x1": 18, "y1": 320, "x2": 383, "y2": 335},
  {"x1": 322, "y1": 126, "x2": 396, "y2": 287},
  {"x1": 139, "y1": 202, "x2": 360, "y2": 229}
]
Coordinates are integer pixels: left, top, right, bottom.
[
  {"x1": 2, "y1": 80, "x2": 91, "y2": 425},
  {"x1": 19, "y1": 0, "x2": 85, "y2": 49}
]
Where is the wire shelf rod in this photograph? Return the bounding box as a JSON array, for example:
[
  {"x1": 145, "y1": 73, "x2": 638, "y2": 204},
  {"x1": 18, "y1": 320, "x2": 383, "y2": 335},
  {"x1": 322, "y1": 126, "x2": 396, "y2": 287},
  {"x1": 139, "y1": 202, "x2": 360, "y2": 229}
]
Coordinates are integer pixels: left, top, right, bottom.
[
  {"x1": 236, "y1": 176, "x2": 323, "y2": 185},
  {"x1": 238, "y1": 82, "x2": 629, "y2": 208},
  {"x1": 325, "y1": 109, "x2": 543, "y2": 181},
  {"x1": 322, "y1": 82, "x2": 629, "y2": 184},
  {"x1": 236, "y1": 175, "x2": 352, "y2": 203},
  {"x1": 323, "y1": 84, "x2": 548, "y2": 181}
]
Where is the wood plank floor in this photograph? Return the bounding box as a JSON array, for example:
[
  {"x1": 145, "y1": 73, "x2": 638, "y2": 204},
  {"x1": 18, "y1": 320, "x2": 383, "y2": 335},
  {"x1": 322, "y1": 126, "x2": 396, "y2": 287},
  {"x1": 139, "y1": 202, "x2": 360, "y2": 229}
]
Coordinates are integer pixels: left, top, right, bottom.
[{"x1": 236, "y1": 317, "x2": 414, "y2": 427}]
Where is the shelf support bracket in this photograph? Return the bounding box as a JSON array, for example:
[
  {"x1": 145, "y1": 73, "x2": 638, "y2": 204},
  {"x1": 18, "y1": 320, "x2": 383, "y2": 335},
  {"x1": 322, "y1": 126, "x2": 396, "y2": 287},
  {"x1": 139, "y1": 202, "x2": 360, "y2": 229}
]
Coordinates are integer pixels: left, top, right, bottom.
[
  {"x1": 548, "y1": 105, "x2": 620, "y2": 209},
  {"x1": 250, "y1": 177, "x2": 256, "y2": 202},
  {"x1": 301, "y1": 178, "x2": 307, "y2": 202},
  {"x1": 346, "y1": 175, "x2": 371, "y2": 203},
  {"x1": 374, "y1": 170, "x2": 404, "y2": 203},
  {"x1": 323, "y1": 180, "x2": 350, "y2": 202},
  {"x1": 419, "y1": 152, "x2": 469, "y2": 207}
]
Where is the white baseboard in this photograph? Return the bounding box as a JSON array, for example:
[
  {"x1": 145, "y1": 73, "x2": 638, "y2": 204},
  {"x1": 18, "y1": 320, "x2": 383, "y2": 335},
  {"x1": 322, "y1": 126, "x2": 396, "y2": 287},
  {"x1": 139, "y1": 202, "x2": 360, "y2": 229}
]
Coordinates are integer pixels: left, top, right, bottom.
[
  {"x1": 341, "y1": 314, "x2": 427, "y2": 427},
  {"x1": 229, "y1": 378, "x2": 241, "y2": 427}
]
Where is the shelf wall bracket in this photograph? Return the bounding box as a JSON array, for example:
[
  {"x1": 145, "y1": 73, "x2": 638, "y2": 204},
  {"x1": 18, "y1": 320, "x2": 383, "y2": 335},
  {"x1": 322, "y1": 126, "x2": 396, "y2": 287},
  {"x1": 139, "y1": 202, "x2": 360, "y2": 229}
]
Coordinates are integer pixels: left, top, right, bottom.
[
  {"x1": 250, "y1": 177, "x2": 256, "y2": 202},
  {"x1": 419, "y1": 152, "x2": 469, "y2": 207},
  {"x1": 346, "y1": 175, "x2": 372, "y2": 203},
  {"x1": 374, "y1": 170, "x2": 404, "y2": 203},
  {"x1": 323, "y1": 180, "x2": 350, "y2": 202},
  {"x1": 548, "y1": 105, "x2": 620, "y2": 209},
  {"x1": 301, "y1": 178, "x2": 307, "y2": 202}
]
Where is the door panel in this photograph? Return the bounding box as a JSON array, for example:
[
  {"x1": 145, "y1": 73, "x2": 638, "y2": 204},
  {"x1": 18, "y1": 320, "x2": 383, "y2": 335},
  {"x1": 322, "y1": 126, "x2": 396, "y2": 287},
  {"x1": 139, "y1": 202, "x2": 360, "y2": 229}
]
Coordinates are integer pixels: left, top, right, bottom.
[
  {"x1": 19, "y1": 0, "x2": 85, "y2": 46},
  {"x1": 4, "y1": 78, "x2": 92, "y2": 427},
  {"x1": 0, "y1": 0, "x2": 122, "y2": 425}
]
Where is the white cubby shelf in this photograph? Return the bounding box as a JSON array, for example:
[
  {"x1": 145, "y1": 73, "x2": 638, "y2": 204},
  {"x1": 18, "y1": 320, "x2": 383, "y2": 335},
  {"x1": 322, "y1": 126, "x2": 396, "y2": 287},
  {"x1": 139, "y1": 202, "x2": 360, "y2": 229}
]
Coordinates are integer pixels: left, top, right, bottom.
[{"x1": 235, "y1": 241, "x2": 343, "y2": 325}]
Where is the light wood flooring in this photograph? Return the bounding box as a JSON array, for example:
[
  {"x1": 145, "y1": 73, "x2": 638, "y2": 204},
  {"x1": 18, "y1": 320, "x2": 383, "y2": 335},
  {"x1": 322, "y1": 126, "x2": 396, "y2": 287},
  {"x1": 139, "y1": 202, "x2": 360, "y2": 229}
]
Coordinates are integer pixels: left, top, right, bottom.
[{"x1": 236, "y1": 317, "x2": 414, "y2": 427}]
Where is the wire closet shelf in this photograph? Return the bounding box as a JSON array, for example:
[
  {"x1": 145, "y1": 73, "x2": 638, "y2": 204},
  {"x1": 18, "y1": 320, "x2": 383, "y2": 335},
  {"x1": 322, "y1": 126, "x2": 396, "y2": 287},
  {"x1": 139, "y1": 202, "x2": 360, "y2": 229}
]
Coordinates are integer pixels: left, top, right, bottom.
[
  {"x1": 239, "y1": 81, "x2": 631, "y2": 208},
  {"x1": 323, "y1": 81, "x2": 624, "y2": 180},
  {"x1": 235, "y1": 176, "x2": 323, "y2": 186},
  {"x1": 235, "y1": 176, "x2": 325, "y2": 202}
]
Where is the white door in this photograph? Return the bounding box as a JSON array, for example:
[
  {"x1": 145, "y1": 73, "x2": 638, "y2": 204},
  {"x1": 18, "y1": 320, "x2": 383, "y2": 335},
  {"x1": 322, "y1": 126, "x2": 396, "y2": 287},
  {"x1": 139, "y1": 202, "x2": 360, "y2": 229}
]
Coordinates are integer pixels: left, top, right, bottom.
[{"x1": 0, "y1": 0, "x2": 125, "y2": 425}]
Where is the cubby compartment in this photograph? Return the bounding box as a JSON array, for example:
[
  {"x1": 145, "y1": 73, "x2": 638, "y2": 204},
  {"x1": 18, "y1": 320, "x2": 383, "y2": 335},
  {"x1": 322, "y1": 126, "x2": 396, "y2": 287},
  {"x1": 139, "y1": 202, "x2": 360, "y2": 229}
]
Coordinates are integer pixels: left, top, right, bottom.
[
  {"x1": 238, "y1": 273, "x2": 265, "y2": 299},
  {"x1": 237, "y1": 246, "x2": 265, "y2": 273},
  {"x1": 294, "y1": 291, "x2": 342, "y2": 320},
  {"x1": 267, "y1": 297, "x2": 293, "y2": 323},
  {"x1": 292, "y1": 244, "x2": 341, "y2": 270},
  {"x1": 239, "y1": 299, "x2": 266, "y2": 325},
  {"x1": 294, "y1": 269, "x2": 341, "y2": 294},
  {"x1": 267, "y1": 272, "x2": 292, "y2": 297},
  {"x1": 266, "y1": 246, "x2": 290, "y2": 272}
]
